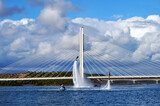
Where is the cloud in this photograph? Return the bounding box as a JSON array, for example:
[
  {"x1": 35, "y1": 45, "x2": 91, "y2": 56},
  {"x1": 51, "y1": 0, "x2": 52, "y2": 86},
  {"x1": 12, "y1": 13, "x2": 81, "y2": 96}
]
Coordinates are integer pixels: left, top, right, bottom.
[
  {"x1": 72, "y1": 15, "x2": 160, "y2": 61},
  {"x1": 0, "y1": 0, "x2": 24, "y2": 18},
  {"x1": 9, "y1": 37, "x2": 35, "y2": 58},
  {"x1": 132, "y1": 33, "x2": 160, "y2": 61},
  {"x1": 37, "y1": 6, "x2": 67, "y2": 31},
  {"x1": 152, "y1": 53, "x2": 160, "y2": 61},
  {"x1": 55, "y1": 35, "x2": 79, "y2": 50},
  {"x1": 37, "y1": 42, "x2": 52, "y2": 55},
  {"x1": 112, "y1": 15, "x2": 123, "y2": 19},
  {"x1": 146, "y1": 15, "x2": 160, "y2": 24},
  {"x1": 0, "y1": 18, "x2": 34, "y2": 36},
  {"x1": 36, "y1": 0, "x2": 79, "y2": 32}
]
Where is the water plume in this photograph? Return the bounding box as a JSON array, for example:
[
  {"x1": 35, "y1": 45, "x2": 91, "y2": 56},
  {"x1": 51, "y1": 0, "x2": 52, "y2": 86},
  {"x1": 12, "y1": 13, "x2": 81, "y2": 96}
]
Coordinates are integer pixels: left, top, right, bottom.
[
  {"x1": 73, "y1": 61, "x2": 91, "y2": 88},
  {"x1": 101, "y1": 80, "x2": 111, "y2": 90}
]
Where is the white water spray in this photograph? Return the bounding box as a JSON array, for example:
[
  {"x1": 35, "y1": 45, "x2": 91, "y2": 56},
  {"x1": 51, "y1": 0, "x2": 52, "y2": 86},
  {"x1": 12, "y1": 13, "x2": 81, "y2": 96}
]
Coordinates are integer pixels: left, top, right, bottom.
[
  {"x1": 73, "y1": 61, "x2": 91, "y2": 88},
  {"x1": 101, "y1": 80, "x2": 111, "y2": 90}
]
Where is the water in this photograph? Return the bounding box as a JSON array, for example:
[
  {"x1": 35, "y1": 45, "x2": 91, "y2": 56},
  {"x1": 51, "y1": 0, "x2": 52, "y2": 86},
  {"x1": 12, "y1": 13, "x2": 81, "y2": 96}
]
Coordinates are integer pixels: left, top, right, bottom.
[
  {"x1": 0, "y1": 85, "x2": 160, "y2": 105},
  {"x1": 73, "y1": 61, "x2": 91, "y2": 88}
]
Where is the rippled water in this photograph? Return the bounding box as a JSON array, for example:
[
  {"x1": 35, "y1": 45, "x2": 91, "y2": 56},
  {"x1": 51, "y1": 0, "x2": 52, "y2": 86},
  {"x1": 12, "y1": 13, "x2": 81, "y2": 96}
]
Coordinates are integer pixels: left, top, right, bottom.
[{"x1": 0, "y1": 85, "x2": 160, "y2": 106}]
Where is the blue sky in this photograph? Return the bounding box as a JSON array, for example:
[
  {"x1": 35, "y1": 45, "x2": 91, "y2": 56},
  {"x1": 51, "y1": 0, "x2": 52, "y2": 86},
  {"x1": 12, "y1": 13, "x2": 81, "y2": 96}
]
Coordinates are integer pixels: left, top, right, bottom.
[
  {"x1": 3, "y1": 0, "x2": 160, "y2": 21},
  {"x1": 68, "y1": 0, "x2": 160, "y2": 20}
]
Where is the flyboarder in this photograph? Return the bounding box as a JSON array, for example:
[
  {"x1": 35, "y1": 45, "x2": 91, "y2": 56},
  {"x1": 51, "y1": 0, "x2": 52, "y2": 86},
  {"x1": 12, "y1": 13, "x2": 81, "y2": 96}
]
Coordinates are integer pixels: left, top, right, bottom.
[
  {"x1": 108, "y1": 72, "x2": 110, "y2": 80},
  {"x1": 75, "y1": 56, "x2": 79, "y2": 61},
  {"x1": 60, "y1": 83, "x2": 65, "y2": 91}
]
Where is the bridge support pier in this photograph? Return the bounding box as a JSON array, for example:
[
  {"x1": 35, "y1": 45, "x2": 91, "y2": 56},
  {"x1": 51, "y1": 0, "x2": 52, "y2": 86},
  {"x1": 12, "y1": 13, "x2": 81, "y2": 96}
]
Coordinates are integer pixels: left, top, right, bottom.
[{"x1": 156, "y1": 80, "x2": 159, "y2": 84}]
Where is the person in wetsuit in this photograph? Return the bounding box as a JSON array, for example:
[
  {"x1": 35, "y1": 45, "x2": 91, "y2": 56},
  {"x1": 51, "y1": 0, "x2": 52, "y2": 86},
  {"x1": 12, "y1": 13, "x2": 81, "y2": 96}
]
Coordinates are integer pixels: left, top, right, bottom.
[{"x1": 60, "y1": 83, "x2": 65, "y2": 90}]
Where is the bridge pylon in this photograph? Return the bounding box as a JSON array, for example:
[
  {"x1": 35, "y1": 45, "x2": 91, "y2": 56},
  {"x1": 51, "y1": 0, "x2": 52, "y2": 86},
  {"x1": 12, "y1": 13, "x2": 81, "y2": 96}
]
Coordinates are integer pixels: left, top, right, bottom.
[{"x1": 79, "y1": 27, "x2": 84, "y2": 78}]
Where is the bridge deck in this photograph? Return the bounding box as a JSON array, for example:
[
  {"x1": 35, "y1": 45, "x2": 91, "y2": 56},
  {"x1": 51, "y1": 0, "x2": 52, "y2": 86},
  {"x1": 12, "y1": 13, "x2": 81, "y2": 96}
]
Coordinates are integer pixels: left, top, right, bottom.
[{"x1": 1, "y1": 75, "x2": 160, "y2": 81}]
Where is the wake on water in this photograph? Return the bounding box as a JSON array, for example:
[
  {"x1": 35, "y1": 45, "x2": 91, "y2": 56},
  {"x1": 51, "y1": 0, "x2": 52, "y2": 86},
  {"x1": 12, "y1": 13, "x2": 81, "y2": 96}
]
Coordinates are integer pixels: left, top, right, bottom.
[{"x1": 72, "y1": 61, "x2": 111, "y2": 90}]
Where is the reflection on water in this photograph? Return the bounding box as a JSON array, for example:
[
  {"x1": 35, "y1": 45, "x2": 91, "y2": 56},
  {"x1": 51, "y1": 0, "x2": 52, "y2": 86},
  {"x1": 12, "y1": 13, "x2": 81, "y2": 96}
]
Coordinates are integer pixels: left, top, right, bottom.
[{"x1": 0, "y1": 85, "x2": 160, "y2": 105}]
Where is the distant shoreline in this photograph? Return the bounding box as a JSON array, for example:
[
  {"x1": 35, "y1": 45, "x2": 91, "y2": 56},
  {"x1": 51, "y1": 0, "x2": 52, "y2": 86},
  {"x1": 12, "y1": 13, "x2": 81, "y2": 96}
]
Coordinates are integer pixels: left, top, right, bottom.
[
  {"x1": 0, "y1": 79, "x2": 73, "y2": 86},
  {"x1": 0, "y1": 79, "x2": 159, "y2": 86}
]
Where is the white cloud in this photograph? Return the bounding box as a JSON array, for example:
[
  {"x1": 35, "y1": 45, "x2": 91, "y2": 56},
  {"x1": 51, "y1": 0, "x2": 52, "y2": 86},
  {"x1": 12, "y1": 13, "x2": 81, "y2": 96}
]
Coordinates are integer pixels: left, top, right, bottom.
[
  {"x1": 37, "y1": 7, "x2": 66, "y2": 31},
  {"x1": 10, "y1": 37, "x2": 26, "y2": 51},
  {"x1": 112, "y1": 15, "x2": 123, "y2": 19},
  {"x1": 9, "y1": 37, "x2": 35, "y2": 58},
  {"x1": 73, "y1": 15, "x2": 160, "y2": 41},
  {"x1": 0, "y1": 14, "x2": 160, "y2": 64},
  {"x1": 0, "y1": 18, "x2": 34, "y2": 36},
  {"x1": 146, "y1": 15, "x2": 160, "y2": 24},
  {"x1": 55, "y1": 35, "x2": 78, "y2": 50},
  {"x1": 72, "y1": 15, "x2": 160, "y2": 62},
  {"x1": 37, "y1": 0, "x2": 78, "y2": 32},
  {"x1": 37, "y1": 42, "x2": 52, "y2": 55},
  {"x1": 132, "y1": 33, "x2": 160, "y2": 61}
]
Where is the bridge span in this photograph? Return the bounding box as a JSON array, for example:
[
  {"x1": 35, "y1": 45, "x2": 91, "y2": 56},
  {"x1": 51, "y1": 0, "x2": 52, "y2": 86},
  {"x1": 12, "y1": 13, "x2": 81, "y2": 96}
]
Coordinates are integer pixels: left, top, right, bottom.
[{"x1": 1, "y1": 75, "x2": 160, "y2": 81}]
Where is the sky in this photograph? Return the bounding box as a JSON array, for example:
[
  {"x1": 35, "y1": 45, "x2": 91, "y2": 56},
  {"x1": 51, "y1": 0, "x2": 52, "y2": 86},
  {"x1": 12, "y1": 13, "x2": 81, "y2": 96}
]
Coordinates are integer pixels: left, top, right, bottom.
[
  {"x1": 2, "y1": 0, "x2": 160, "y2": 20},
  {"x1": 0, "y1": 0, "x2": 160, "y2": 74}
]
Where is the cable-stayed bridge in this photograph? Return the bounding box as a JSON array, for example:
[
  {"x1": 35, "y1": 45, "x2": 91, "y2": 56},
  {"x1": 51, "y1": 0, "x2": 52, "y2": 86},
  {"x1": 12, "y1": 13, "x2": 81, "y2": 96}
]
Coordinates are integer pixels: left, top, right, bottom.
[{"x1": 1, "y1": 27, "x2": 160, "y2": 83}]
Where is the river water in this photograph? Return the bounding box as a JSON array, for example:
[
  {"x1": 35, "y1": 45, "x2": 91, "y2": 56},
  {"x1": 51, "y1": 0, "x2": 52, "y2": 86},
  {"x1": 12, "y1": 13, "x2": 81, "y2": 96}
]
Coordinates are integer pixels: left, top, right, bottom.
[{"x1": 0, "y1": 85, "x2": 160, "y2": 106}]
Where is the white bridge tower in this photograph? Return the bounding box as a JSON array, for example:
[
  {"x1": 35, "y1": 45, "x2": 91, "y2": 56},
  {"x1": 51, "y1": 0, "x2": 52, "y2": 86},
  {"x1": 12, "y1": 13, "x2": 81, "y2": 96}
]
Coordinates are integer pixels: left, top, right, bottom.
[{"x1": 79, "y1": 27, "x2": 84, "y2": 78}]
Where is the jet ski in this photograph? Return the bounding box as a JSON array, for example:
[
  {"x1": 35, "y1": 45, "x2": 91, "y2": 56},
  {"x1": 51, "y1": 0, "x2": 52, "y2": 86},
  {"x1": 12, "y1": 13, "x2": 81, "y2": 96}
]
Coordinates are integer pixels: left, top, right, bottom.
[
  {"x1": 60, "y1": 87, "x2": 65, "y2": 91},
  {"x1": 60, "y1": 84, "x2": 66, "y2": 91}
]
